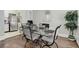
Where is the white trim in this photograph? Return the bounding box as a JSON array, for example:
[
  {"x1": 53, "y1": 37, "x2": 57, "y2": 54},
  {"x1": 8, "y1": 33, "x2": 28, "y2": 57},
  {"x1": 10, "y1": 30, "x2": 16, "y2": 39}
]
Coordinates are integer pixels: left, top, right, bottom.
[
  {"x1": 0, "y1": 31, "x2": 21, "y2": 41},
  {"x1": 58, "y1": 33, "x2": 68, "y2": 38}
]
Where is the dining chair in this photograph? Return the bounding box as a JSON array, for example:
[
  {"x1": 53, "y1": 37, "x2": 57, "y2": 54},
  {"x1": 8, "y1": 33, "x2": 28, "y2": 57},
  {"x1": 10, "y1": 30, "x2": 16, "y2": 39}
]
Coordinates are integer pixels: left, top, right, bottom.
[
  {"x1": 42, "y1": 25, "x2": 61, "y2": 48},
  {"x1": 21, "y1": 23, "x2": 41, "y2": 47},
  {"x1": 21, "y1": 23, "x2": 30, "y2": 41}
]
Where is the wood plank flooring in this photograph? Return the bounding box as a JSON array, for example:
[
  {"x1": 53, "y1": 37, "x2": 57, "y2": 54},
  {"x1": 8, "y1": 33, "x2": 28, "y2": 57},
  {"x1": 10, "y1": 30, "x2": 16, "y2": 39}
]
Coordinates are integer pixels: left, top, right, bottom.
[{"x1": 0, "y1": 35, "x2": 78, "y2": 48}]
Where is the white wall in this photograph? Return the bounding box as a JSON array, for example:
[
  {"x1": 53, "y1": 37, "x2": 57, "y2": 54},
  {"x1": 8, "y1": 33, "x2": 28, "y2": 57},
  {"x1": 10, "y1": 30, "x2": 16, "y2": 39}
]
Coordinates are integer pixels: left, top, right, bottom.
[
  {"x1": 4, "y1": 10, "x2": 33, "y2": 23},
  {"x1": 19, "y1": 10, "x2": 32, "y2": 23},
  {"x1": 0, "y1": 10, "x2": 4, "y2": 36},
  {"x1": 33, "y1": 10, "x2": 69, "y2": 37},
  {"x1": 50, "y1": 10, "x2": 69, "y2": 37},
  {"x1": 4, "y1": 10, "x2": 17, "y2": 17},
  {"x1": 3, "y1": 10, "x2": 79, "y2": 38},
  {"x1": 33, "y1": 10, "x2": 46, "y2": 25},
  {"x1": 75, "y1": 11, "x2": 79, "y2": 37}
]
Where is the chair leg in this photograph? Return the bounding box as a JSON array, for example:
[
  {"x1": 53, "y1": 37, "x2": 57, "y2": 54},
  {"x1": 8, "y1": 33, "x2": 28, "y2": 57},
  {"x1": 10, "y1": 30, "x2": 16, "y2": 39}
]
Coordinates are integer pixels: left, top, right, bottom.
[
  {"x1": 39, "y1": 44, "x2": 42, "y2": 48},
  {"x1": 24, "y1": 40, "x2": 27, "y2": 48},
  {"x1": 42, "y1": 45, "x2": 51, "y2": 48},
  {"x1": 42, "y1": 42, "x2": 58, "y2": 48},
  {"x1": 54, "y1": 42, "x2": 58, "y2": 48},
  {"x1": 22, "y1": 35, "x2": 30, "y2": 42}
]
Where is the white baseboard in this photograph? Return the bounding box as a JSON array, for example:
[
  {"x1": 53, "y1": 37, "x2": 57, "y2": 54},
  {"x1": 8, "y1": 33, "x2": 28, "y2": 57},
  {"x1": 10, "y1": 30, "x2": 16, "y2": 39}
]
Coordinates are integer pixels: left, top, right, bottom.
[
  {"x1": 0, "y1": 31, "x2": 21, "y2": 41},
  {"x1": 58, "y1": 33, "x2": 68, "y2": 38}
]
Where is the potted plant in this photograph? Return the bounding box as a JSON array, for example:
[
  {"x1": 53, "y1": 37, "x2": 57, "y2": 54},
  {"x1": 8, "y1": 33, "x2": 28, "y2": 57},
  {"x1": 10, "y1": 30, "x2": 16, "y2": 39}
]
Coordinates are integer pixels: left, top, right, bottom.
[{"x1": 65, "y1": 10, "x2": 78, "y2": 41}]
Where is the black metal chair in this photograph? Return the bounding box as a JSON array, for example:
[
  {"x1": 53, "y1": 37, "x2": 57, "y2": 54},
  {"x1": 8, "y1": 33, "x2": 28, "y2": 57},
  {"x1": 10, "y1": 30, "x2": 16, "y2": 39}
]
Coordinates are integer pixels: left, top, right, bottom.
[
  {"x1": 21, "y1": 23, "x2": 41, "y2": 47},
  {"x1": 42, "y1": 25, "x2": 61, "y2": 48},
  {"x1": 27, "y1": 20, "x2": 33, "y2": 25},
  {"x1": 21, "y1": 23, "x2": 30, "y2": 40}
]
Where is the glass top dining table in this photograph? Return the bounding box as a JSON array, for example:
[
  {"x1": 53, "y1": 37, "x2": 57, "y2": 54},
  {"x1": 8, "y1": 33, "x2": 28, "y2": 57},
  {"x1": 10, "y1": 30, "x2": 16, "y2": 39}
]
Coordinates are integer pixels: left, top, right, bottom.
[
  {"x1": 21, "y1": 23, "x2": 61, "y2": 48},
  {"x1": 24, "y1": 24, "x2": 55, "y2": 43}
]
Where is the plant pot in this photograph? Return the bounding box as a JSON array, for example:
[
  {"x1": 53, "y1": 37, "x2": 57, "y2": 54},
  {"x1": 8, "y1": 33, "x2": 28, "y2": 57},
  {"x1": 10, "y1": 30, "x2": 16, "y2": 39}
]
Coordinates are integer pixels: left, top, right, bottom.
[
  {"x1": 68, "y1": 35, "x2": 76, "y2": 41},
  {"x1": 68, "y1": 38, "x2": 76, "y2": 41}
]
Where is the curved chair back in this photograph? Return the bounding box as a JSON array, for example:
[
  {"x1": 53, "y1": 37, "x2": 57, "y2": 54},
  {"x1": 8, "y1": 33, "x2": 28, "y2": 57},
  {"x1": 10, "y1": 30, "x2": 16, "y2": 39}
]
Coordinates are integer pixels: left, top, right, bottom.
[
  {"x1": 53, "y1": 25, "x2": 61, "y2": 42},
  {"x1": 21, "y1": 23, "x2": 33, "y2": 40}
]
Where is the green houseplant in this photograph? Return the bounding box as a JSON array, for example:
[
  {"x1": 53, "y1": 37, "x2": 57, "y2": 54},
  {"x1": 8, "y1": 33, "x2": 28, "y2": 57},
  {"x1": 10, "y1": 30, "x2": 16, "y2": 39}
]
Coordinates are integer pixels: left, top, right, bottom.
[{"x1": 65, "y1": 10, "x2": 78, "y2": 39}]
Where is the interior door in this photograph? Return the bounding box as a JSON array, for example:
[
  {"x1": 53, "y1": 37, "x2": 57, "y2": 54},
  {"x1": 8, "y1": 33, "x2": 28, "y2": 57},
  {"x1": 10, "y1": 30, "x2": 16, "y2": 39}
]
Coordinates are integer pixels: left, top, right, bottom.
[{"x1": 9, "y1": 13, "x2": 18, "y2": 32}]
